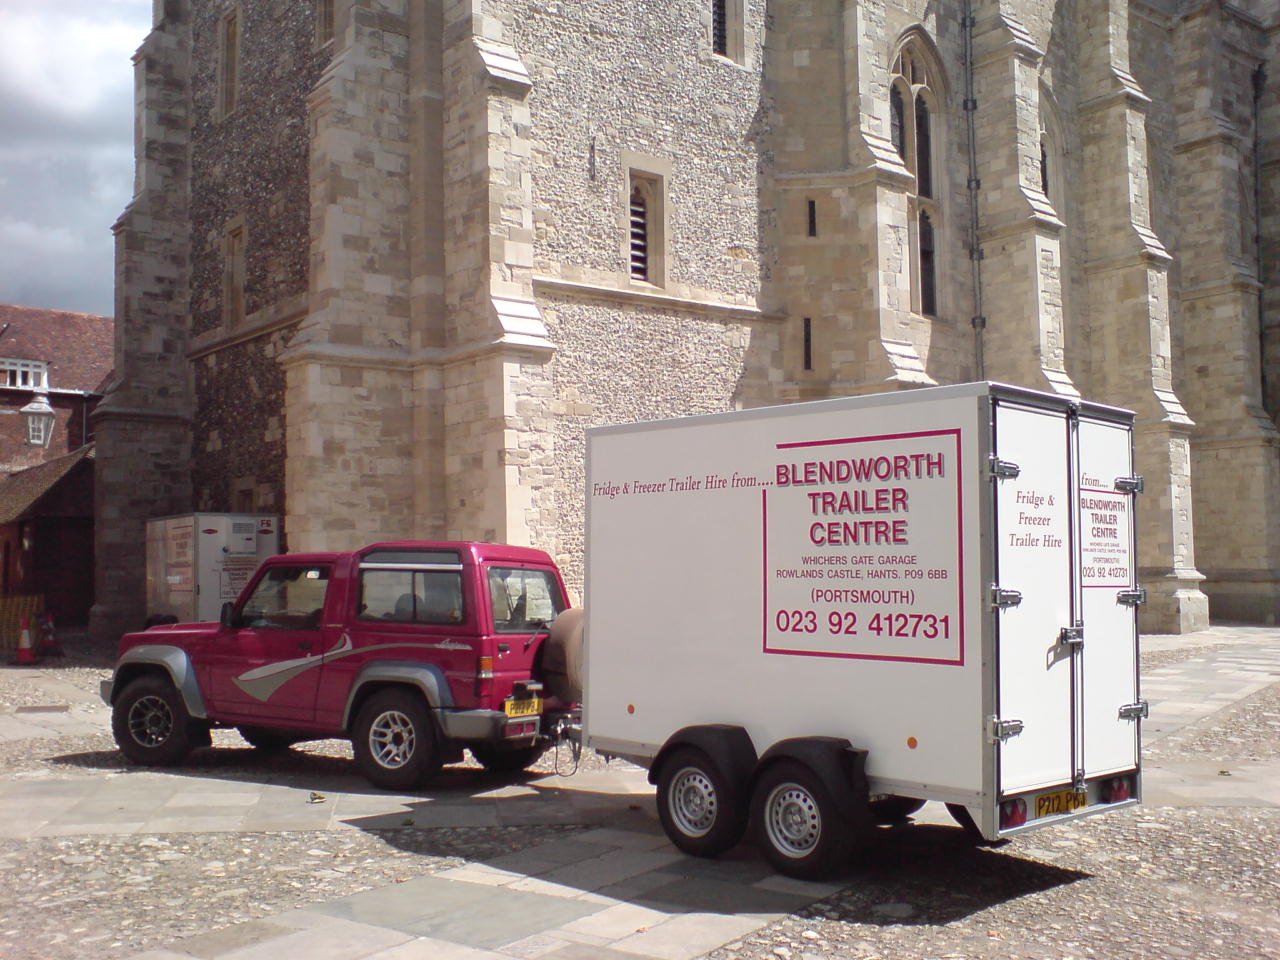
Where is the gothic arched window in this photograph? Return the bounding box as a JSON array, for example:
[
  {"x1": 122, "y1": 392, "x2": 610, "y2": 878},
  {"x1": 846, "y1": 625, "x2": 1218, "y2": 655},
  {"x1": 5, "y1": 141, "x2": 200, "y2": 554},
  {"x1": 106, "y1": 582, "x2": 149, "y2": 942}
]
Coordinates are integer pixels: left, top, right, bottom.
[{"x1": 891, "y1": 38, "x2": 944, "y2": 318}]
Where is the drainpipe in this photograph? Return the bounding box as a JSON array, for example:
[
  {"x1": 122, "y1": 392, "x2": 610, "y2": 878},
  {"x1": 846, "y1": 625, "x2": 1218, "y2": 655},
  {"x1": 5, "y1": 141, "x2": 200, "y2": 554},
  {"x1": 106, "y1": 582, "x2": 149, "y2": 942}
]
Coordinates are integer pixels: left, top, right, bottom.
[
  {"x1": 962, "y1": 0, "x2": 986, "y2": 378},
  {"x1": 1253, "y1": 63, "x2": 1268, "y2": 416}
]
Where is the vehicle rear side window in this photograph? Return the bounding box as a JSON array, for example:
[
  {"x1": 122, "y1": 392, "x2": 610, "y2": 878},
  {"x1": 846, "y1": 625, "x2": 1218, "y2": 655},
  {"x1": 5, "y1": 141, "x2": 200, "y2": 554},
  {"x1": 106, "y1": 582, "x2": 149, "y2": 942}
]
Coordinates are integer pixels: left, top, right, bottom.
[
  {"x1": 488, "y1": 567, "x2": 565, "y2": 632},
  {"x1": 242, "y1": 566, "x2": 330, "y2": 629},
  {"x1": 359, "y1": 569, "x2": 465, "y2": 624}
]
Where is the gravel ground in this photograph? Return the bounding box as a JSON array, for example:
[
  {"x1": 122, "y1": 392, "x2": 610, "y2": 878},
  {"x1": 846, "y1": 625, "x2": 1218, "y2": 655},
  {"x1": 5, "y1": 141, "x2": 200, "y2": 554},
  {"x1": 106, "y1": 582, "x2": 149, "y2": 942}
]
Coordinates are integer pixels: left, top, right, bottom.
[{"x1": 2, "y1": 640, "x2": 1277, "y2": 960}]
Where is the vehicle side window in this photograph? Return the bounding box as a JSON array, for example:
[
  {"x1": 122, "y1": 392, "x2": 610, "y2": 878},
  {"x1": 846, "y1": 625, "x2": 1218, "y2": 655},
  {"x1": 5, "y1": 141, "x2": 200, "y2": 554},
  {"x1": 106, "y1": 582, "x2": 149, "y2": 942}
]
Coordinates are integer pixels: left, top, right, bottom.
[
  {"x1": 241, "y1": 566, "x2": 330, "y2": 629},
  {"x1": 359, "y1": 569, "x2": 464, "y2": 624},
  {"x1": 488, "y1": 567, "x2": 565, "y2": 633}
]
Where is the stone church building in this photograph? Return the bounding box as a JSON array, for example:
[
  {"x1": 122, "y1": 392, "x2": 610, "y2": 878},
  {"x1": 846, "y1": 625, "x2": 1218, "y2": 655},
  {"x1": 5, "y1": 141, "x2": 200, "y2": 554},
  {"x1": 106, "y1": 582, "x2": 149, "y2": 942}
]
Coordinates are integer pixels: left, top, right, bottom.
[{"x1": 90, "y1": 0, "x2": 1278, "y2": 641}]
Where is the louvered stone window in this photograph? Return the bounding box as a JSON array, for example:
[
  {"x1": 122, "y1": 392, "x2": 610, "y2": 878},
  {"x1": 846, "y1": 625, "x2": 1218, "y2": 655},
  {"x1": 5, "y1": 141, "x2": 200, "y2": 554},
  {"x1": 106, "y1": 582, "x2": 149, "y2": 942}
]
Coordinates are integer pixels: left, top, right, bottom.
[{"x1": 891, "y1": 40, "x2": 944, "y2": 318}]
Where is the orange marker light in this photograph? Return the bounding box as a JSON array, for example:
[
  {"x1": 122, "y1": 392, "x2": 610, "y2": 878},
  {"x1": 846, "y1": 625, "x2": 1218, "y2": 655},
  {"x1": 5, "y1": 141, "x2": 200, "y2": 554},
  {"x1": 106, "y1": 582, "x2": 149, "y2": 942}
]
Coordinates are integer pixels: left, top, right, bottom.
[
  {"x1": 907, "y1": 736, "x2": 918, "y2": 750},
  {"x1": 627, "y1": 704, "x2": 636, "y2": 715}
]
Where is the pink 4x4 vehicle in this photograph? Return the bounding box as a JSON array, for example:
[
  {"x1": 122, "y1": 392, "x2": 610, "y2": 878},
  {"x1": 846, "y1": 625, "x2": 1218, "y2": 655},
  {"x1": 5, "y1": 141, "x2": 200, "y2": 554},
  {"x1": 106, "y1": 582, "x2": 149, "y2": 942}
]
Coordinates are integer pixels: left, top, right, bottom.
[{"x1": 101, "y1": 542, "x2": 582, "y2": 790}]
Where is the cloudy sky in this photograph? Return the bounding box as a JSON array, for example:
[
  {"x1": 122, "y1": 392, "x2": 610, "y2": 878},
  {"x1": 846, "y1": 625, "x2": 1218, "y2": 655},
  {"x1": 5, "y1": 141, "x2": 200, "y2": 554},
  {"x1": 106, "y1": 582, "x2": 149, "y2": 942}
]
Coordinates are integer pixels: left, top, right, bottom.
[{"x1": 0, "y1": 0, "x2": 153, "y2": 317}]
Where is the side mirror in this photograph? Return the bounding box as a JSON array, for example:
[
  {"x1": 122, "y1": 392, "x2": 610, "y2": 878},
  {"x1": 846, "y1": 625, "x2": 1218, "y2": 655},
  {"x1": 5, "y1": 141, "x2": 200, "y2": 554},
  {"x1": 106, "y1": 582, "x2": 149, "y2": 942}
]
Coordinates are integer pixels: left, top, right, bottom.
[{"x1": 220, "y1": 602, "x2": 239, "y2": 629}]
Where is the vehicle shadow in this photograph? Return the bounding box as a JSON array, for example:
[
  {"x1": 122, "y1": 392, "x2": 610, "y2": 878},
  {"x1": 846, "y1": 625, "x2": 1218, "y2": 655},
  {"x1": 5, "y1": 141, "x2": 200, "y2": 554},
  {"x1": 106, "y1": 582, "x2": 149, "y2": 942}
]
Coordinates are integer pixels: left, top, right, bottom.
[{"x1": 46, "y1": 743, "x2": 1090, "y2": 925}]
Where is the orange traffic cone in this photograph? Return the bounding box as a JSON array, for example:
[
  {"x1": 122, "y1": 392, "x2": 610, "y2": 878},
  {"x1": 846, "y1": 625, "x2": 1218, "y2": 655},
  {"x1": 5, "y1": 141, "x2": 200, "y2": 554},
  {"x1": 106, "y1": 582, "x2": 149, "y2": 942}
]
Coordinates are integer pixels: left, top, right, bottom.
[
  {"x1": 38, "y1": 613, "x2": 61, "y2": 657},
  {"x1": 14, "y1": 616, "x2": 37, "y2": 665}
]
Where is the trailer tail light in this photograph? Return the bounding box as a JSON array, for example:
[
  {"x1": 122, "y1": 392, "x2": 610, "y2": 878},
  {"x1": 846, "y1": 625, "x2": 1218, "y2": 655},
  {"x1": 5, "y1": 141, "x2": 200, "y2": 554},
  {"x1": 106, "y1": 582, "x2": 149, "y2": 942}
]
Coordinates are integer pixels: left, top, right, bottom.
[
  {"x1": 504, "y1": 720, "x2": 537, "y2": 739},
  {"x1": 1102, "y1": 776, "x2": 1132, "y2": 804},
  {"x1": 476, "y1": 655, "x2": 494, "y2": 699},
  {"x1": 1000, "y1": 798, "x2": 1028, "y2": 830}
]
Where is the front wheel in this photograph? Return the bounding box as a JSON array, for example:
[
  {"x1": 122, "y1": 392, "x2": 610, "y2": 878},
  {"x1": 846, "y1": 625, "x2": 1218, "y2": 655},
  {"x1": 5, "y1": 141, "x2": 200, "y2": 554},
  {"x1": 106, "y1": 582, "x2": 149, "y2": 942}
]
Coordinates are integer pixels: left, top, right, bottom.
[
  {"x1": 751, "y1": 760, "x2": 854, "y2": 879},
  {"x1": 352, "y1": 689, "x2": 441, "y2": 791},
  {"x1": 111, "y1": 675, "x2": 194, "y2": 767},
  {"x1": 656, "y1": 747, "x2": 748, "y2": 858}
]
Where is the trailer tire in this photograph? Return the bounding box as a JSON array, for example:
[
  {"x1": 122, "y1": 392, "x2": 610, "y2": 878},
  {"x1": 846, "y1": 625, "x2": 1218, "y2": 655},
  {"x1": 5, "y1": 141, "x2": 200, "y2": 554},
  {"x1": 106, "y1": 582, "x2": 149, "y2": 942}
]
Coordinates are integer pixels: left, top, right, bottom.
[
  {"x1": 111, "y1": 675, "x2": 194, "y2": 767},
  {"x1": 352, "y1": 689, "x2": 441, "y2": 791},
  {"x1": 869, "y1": 795, "x2": 926, "y2": 825},
  {"x1": 238, "y1": 726, "x2": 302, "y2": 753},
  {"x1": 657, "y1": 747, "x2": 748, "y2": 858},
  {"x1": 752, "y1": 759, "x2": 853, "y2": 879},
  {"x1": 539, "y1": 607, "x2": 584, "y2": 703}
]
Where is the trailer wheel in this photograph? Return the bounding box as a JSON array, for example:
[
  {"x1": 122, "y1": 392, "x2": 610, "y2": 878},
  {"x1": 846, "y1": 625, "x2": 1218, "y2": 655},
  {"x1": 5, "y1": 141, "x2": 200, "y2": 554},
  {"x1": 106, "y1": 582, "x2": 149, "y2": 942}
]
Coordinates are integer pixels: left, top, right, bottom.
[
  {"x1": 238, "y1": 726, "x2": 302, "y2": 753},
  {"x1": 470, "y1": 744, "x2": 546, "y2": 775},
  {"x1": 752, "y1": 760, "x2": 853, "y2": 879},
  {"x1": 869, "y1": 795, "x2": 926, "y2": 825},
  {"x1": 352, "y1": 689, "x2": 441, "y2": 790},
  {"x1": 656, "y1": 747, "x2": 747, "y2": 858},
  {"x1": 111, "y1": 675, "x2": 194, "y2": 767}
]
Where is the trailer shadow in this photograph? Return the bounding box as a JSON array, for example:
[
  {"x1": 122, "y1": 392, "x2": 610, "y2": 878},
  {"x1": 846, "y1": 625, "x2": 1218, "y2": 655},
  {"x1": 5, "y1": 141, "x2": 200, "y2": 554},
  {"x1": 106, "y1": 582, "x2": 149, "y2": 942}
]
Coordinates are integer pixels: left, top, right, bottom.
[{"x1": 45, "y1": 744, "x2": 1090, "y2": 926}]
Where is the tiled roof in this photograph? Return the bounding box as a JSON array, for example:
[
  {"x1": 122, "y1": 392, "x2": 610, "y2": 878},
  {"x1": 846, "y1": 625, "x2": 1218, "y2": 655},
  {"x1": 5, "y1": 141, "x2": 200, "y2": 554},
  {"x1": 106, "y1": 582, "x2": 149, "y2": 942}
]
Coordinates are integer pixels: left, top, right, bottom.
[
  {"x1": 0, "y1": 304, "x2": 114, "y2": 394},
  {"x1": 0, "y1": 444, "x2": 94, "y2": 525}
]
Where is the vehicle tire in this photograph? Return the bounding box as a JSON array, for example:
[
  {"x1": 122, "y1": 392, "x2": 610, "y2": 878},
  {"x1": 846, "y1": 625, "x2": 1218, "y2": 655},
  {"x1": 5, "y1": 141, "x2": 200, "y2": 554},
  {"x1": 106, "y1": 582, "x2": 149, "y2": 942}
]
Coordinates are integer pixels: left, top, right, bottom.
[
  {"x1": 869, "y1": 795, "x2": 926, "y2": 825},
  {"x1": 238, "y1": 726, "x2": 301, "y2": 753},
  {"x1": 539, "y1": 607, "x2": 584, "y2": 703},
  {"x1": 352, "y1": 689, "x2": 441, "y2": 791},
  {"x1": 470, "y1": 744, "x2": 546, "y2": 775},
  {"x1": 751, "y1": 759, "x2": 854, "y2": 880},
  {"x1": 111, "y1": 675, "x2": 194, "y2": 767},
  {"x1": 656, "y1": 746, "x2": 748, "y2": 858}
]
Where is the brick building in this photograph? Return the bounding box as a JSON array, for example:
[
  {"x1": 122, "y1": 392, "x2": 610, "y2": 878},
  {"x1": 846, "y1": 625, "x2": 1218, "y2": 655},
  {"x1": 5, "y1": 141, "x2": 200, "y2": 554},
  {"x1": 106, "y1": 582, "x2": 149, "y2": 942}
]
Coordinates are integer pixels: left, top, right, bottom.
[
  {"x1": 0, "y1": 304, "x2": 112, "y2": 626},
  {"x1": 91, "y1": 0, "x2": 1278, "y2": 641}
]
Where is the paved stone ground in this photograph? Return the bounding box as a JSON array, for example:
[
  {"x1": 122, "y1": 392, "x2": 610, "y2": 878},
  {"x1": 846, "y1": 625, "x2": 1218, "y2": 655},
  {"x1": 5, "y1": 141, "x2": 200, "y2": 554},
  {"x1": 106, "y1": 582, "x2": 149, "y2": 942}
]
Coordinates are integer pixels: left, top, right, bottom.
[{"x1": 0, "y1": 626, "x2": 1277, "y2": 960}]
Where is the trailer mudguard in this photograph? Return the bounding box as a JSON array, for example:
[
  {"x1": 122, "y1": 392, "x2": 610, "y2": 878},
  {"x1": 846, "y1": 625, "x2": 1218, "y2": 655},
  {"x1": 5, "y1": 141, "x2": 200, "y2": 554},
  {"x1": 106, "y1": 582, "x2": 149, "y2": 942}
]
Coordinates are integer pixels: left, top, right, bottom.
[
  {"x1": 756, "y1": 737, "x2": 871, "y2": 824},
  {"x1": 648, "y1": 724, "x2": 758, "y2": 796},
  {"x1": 341, "y1": 661, "x2": 454, "y2": 729},
  {"x1": 105, "y1": 645, "x2": 208, "y2": 719}
]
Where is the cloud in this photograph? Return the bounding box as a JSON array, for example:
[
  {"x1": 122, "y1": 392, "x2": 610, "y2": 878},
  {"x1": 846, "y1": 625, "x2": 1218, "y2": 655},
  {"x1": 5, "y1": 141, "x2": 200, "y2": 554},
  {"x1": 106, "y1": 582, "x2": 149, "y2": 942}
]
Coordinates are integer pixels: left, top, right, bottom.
[{"x1": 0, "y1": 0, "x2": 151, "y2": 316}]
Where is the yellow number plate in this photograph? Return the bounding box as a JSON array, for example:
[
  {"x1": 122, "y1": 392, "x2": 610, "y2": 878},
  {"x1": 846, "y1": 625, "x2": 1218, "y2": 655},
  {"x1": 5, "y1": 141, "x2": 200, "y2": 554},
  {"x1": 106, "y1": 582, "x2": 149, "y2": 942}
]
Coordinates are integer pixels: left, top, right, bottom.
[
  {"x1": 1035, "y1": 789, "x2": 1089, "y2": 819},
  {"x1": 504, "y1": 697, "x2": 543, "y2": 718}
]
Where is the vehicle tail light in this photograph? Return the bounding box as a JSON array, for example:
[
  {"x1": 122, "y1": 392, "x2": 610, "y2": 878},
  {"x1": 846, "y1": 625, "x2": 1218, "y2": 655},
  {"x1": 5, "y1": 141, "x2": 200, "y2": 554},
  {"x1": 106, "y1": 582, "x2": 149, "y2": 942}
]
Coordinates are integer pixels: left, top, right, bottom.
[
  {"x1": 1103, "y1": 776, "x2": 1132, "y2": 803},
  {"x1": 476, "y1": 655, "x2": 494, "y2": 700},
  {"x1": 999, "y1": 798, "x2": 1028, "y2": 830}
]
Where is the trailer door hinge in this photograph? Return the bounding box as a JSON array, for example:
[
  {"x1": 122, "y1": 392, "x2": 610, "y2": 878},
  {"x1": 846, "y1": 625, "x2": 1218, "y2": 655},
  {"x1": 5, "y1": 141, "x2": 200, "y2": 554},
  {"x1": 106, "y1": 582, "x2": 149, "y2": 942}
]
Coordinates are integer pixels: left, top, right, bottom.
[
  {"x1": 1115, "y1": 475, "x2": 1144, "y2": 494},
  {"x1": 1058, "y1": 625, "x2": 1084, "y2": 646},
  {"x1": 1117, "y1": 587, "x2": 1147, "y2": 606},
  {"x1": 991, "y1": 586, "x2": 1023, "y2": 609},
  {"x1": 989, "y1": 716, "x2": 1025, "y2": 742},
  {"x1": 1118, "y1": 700, "x2": 1149, "y2": 720},
  {"x1": 989, "y1": 456, "x2": 1020, "y2": 480}
]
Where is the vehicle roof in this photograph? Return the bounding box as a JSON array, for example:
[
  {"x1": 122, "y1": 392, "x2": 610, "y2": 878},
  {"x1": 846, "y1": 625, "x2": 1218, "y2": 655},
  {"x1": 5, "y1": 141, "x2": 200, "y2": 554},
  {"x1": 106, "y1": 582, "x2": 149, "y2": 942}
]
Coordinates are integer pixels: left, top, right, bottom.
[{"x1": 261, "y1": 541, "x2": 556, "y2": 566}]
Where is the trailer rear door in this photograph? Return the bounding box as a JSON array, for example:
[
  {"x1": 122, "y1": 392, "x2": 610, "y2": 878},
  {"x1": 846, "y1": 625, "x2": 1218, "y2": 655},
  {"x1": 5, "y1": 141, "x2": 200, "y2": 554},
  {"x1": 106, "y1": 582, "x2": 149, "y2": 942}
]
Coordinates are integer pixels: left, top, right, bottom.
[{"x1": 992, "y1": 397, "x2": 1141, "y2": 804}]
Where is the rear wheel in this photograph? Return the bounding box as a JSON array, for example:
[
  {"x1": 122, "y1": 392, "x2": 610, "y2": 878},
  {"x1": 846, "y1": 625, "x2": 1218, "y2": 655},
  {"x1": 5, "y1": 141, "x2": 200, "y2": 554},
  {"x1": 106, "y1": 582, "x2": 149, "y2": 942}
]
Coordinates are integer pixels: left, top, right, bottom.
[
  {"x1": 751, "y1": 760, "x2": 853, "y2": 879},
  {"x1": 352, "y1": 689, "x2": 441, "y2": 791},
  {"x1": 656, "y1": 747, "x2": 748, "y2": 858},
  {"x1": 470, "y1": 744, "x2": 546, "y2": 775},
  {"x1": 111, "y1": 675, "x2": 194, "y2": 767}
]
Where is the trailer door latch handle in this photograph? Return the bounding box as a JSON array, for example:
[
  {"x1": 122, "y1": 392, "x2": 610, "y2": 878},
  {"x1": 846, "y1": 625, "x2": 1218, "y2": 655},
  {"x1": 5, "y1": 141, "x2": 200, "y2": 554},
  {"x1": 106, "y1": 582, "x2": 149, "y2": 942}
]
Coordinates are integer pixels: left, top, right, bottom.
[
  {"x1": 1118, "y1": 700, "x2": 1149, "y2": 720},
  {"x1": 1117, "y1": 587, "x2": 1146, "y2": 606},
  {"x1": 1114, "y1": 475, "x2": 1144, "y2": 494},
  {"x1": 1058, "y1": 625, "x2": 1084, "y2": 646},
  {"x1": 989, "y1": 456, "x2": 1021, "y2": 480},
  {"x1": 991, "y1": 586, "x2": 1022, "y2": 609},
  {"x1": 989, "y1": 716, "x2": 1025, "y2": 742}
]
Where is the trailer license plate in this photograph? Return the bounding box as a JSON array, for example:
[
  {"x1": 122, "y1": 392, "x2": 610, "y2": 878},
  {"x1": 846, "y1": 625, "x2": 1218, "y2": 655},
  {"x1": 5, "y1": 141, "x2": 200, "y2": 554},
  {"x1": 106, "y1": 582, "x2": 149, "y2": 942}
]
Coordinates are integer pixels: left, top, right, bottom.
[
  {"x1": 1035, "y1": 789, "x2": 1088, "y2": 819},
  {"x1": 504, "y1": 697, "x2": 542, "y2": 718}
]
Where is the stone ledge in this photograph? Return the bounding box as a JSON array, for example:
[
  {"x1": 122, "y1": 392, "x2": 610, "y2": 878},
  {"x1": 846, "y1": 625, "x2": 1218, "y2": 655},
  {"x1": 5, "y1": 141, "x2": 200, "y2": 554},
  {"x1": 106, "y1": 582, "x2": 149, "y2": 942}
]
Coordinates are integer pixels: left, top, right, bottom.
[
  {"x1": 531, "y1": 276, "x2": 782, "y2": 323},
  {"x1": 188, "y1": 293, "x2": 309, "y2": 360}
]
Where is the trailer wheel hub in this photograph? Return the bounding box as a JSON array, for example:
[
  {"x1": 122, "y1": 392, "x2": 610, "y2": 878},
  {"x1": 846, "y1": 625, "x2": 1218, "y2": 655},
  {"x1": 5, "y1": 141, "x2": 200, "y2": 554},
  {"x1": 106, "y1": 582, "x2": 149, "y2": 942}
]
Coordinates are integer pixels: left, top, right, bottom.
[
  {"x1": 669, "y1": 766, "x2": 717, "y2": 838},
  {"x1": 765, "y1": 782, "x2": 821, "y2": 857}
]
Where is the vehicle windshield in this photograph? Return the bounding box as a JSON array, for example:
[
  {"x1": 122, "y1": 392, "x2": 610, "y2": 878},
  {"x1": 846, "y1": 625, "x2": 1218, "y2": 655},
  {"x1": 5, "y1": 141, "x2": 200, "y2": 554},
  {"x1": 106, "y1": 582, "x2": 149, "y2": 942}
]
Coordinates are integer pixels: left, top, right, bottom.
[{"x1": 487, "y1": 567, "x2": 565, "y2": 633}]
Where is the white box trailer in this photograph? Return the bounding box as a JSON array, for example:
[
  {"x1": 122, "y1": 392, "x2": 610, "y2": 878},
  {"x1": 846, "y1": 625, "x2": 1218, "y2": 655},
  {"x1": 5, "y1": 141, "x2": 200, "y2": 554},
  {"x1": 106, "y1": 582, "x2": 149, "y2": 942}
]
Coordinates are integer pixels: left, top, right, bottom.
[
  {"x1": 145, "y1": 514, "x2": 280, "y2": 624},
  {"x1": 583, "y1": 382, "x2": 1143, "y2": 877}
]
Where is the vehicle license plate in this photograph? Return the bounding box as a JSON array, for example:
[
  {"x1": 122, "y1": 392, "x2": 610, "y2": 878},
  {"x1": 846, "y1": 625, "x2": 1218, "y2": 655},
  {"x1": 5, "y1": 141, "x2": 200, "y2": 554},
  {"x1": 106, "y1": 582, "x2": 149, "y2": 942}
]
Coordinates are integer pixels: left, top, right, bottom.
[
  {"x1": 504, "y1": 697, "x2": 542, "y2": 718},
  {"x1": 1035, "y1": 788, "x2": 1089, "y2": 819}
]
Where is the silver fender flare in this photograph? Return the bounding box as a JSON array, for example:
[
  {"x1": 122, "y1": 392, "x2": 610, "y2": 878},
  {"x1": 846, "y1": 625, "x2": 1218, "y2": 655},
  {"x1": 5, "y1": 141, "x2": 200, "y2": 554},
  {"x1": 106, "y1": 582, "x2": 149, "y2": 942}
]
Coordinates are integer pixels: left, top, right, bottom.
[
  {"x1": 106, "y1": 645, "x2": 208, "y2": 719},
  {"x1": 341, "y1": 661, "x2": 453, "y2": 730}
]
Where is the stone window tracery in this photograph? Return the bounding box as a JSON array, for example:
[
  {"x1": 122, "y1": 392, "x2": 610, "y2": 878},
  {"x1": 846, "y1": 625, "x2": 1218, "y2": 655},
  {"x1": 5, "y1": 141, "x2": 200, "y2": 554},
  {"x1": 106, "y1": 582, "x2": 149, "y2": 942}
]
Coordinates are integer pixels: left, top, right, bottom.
[{"x1": 892, "y1": 39, "x2": 944, "y2": 318}]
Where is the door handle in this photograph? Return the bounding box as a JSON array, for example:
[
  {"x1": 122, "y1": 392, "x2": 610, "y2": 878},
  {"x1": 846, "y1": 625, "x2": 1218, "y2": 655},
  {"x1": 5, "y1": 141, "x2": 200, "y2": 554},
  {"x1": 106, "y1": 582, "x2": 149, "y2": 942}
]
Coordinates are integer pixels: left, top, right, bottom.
[{"x1": 298, "y1": 640, "x2": 314, "y2": 651}]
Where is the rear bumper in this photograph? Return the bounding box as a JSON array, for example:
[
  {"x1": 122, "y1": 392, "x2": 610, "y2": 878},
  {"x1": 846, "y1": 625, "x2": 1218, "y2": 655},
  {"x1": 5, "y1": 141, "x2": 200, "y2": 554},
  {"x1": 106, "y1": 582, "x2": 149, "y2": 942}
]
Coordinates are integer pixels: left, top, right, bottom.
[{"x1": 436, "y1": 708, "x2": 539, "y2": 744}]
